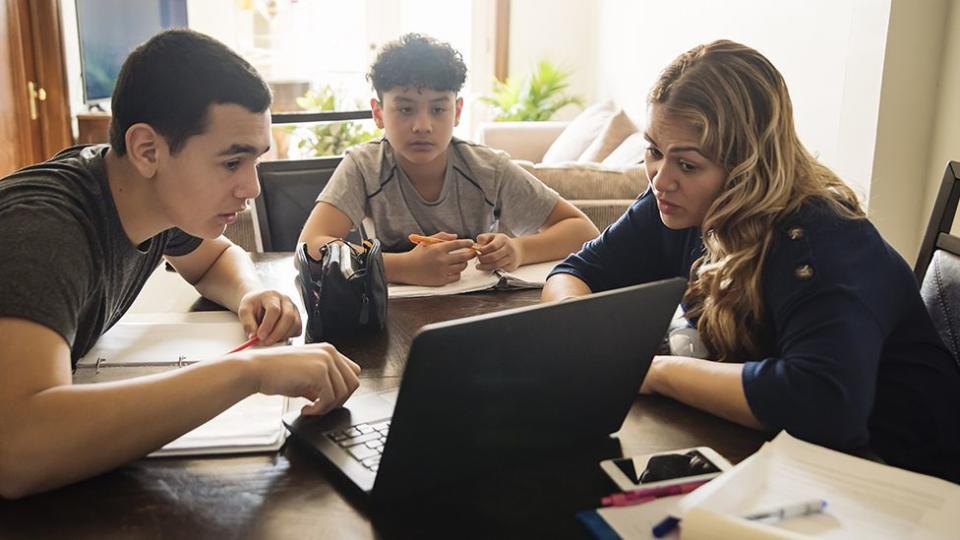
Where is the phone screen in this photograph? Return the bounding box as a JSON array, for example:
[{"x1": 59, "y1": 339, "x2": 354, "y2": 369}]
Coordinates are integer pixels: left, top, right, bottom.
[{"x1": 613, "y1": 449, "x2": 721, "y2": 485}]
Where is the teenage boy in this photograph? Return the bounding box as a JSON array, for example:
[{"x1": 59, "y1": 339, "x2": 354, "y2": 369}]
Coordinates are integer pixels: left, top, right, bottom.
[
  {"x1": 0, "y1": 30, "x2": 360, "y2": 499},
  {"x1": 299, "y1": 34, "x2": 599, "y2": 286}
]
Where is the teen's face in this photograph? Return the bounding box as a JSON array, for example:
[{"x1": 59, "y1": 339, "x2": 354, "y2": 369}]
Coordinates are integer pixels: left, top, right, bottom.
[
  {"x1": 644, "y1": 105, "x2": 727, "y2": 230},
  {"x1": 372, "y1": 87, "x2": 463, "y2": 167},
  {"x1": 155, "y1": 103, "x2": 269, "y2": 238}
]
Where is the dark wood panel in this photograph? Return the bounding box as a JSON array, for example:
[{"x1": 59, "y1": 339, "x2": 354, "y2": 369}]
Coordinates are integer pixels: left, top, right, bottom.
[
  {"x1": 0, "y1": 0, "x2": 40, "y2": 175},
  {"x1": 27, "y1": 0, "x2": 73, "y2": 159}
]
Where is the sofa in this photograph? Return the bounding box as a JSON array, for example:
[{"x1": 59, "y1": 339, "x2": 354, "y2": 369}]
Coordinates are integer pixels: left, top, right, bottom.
[{"x1": 476, "y1": 115, "x2": 648, "y2": 231}]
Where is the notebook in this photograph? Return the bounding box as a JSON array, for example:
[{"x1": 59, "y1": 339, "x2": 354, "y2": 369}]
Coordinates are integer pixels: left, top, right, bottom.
[
  {"x1": 76, "y1": 311, "x2": 289, "y2": 457},
  {"x1": 285, "y1": 277, "x2": 688, "y2": 504},
  {"x1": 579, "y1": 431, "x2": 960, "y2": 539},
  {"x1": 387, "y1": 259, "x2": 560, "y2": 298}
]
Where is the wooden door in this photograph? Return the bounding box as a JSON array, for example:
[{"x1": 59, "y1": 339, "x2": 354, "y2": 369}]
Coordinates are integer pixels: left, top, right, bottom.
[{"x1": 0, "y1": 0, "x2": 73, "y2": 176}]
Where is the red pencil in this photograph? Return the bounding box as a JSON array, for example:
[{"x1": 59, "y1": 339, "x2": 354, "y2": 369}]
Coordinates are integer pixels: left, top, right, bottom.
[{"x1": 227, "y1": 336, "x2": 260, "y2": 354}]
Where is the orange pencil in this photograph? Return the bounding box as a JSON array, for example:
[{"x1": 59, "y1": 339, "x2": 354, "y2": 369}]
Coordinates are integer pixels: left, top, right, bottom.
[
  {"x1": 227, "y1": 336, "x2": 260, "y2": 354},
  {"x1": 408, "y1": 233, "x2": 482, "y2": 254}
]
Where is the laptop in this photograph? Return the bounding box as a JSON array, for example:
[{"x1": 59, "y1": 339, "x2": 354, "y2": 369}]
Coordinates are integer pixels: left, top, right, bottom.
[{"x1": 283, "y1": 277, "x2": 686, "y2": 503}]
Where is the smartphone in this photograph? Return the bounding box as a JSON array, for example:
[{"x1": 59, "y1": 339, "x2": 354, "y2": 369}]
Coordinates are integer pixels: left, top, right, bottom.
[{"x1": 600, "y1": 447, "x2": 732, "y2": 491}]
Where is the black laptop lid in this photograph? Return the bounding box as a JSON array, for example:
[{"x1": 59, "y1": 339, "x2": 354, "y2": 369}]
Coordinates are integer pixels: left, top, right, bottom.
[{"x1": 372, "y1": 277, "x2": 686, "y2": 501}]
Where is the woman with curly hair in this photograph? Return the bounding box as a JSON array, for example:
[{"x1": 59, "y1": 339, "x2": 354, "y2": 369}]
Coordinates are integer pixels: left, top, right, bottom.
[{"x1": 543, "y1": 40, "x2": 960, "y2": 483}]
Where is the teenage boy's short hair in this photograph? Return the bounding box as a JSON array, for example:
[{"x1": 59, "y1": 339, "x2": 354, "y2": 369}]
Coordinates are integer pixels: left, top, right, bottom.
[
  {"x1": 109, "y1": 29, "x2": 272, "y2": 156},
  {"x1": 367, "y1": 33, "x2": 467, "y2": 99}
]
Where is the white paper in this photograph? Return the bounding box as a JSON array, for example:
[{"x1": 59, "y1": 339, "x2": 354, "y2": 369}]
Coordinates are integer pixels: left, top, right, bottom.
[
  {"x1": 388, "y1": 259, "x2": 559, "y2": 298},
  {"x1": 78, "y1": 312, "x2": 288, "y2": 457},
  {"x1": 674, "y1": 432, "x2": 960, "y2": 540}
]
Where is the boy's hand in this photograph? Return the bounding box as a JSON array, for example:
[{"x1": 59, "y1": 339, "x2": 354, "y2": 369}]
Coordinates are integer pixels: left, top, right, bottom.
[
  {"x1": 475, "y1": 233, "x2": 522, "y2": 272},
  {"x1": 238, "y1": 289, "x2": 303, "y2": 345},
  {"x1": 406, "y1": 232, "x2": 477, "y2": 286},
  {"x1": 239, "y1": 343, "x2": 361, "y2": 415}
]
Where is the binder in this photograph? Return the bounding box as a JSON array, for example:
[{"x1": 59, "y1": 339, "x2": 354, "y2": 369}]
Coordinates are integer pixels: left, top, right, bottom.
[{"x1": 76, "y1": 311, "x2": 289, "y2": 457}]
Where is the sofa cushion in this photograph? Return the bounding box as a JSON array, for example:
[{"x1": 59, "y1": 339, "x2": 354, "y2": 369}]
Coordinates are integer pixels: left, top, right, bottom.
[
  {"x1": 602, "y1": 131, "x2": 647, "y2": 167},
  {"x1": 578, "y1": 110, "x2": 638, "y2": 163},
  {"x1": 541, "y1": 100, "x2": 617, "y2": 164},
  {"x1": 516, "y1": 160, "x2": 648, "y2": 200}
]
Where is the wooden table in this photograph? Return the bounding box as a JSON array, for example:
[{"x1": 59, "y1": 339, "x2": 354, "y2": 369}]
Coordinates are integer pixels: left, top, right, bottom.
[{"x1": 0, "y1": 254, "x2": 766, "y2": 539}]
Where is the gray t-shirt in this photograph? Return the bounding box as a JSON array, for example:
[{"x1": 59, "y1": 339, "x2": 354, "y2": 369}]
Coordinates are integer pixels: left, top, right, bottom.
[
  {"x1": 0, "y1": 145, "x2": 202, "y2": 366},
  {"x1": 317, "y1": 138, "x2": 560, "y2": 251}
]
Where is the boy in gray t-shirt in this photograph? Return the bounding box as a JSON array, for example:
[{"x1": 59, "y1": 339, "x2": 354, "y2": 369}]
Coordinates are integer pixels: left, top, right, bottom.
[{"x1": 299, "y1": 34, "x2": 599, "y2": 286}]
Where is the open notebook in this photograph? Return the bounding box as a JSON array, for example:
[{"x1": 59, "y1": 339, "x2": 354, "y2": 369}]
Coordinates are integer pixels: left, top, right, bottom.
[
  {"x1": 77, "y1": 312, "x2": 288, "y2": 457},
  {"x1": 579, "y1": 431, "x2": 960, "y2": 539},
  {"x1": 388, "y1": 259, "x2": 561, "y2": 298}
]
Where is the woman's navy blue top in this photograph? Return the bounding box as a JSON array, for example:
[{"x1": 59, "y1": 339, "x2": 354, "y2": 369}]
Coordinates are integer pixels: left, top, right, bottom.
[{"x1": 552, "y1": 188, "x2": 960, "y2": 483}]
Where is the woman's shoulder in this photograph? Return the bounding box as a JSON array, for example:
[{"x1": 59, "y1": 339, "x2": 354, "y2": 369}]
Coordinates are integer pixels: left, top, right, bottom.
[{"x1": 764, "y1": 196, "x2": 908, "y2": 297}]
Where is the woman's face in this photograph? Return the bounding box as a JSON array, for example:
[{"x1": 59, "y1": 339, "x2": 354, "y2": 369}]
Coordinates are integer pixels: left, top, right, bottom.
[{"x1": 644, "y1": 105, "x2": 727, "y2": 230}]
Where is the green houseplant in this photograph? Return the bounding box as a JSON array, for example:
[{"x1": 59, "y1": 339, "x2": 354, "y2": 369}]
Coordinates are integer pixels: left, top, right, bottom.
[
  {"x1": 287, "y1": 85, "x2": 381, "y2": 157},
  {"x1": 480, "y1": 59, "x2": 584, "y2": 121}
]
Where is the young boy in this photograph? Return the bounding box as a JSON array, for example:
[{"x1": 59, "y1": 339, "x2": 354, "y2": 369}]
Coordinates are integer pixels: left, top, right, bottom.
[
  {"x1": 299, "y1": 34, "x2": 599, "y2": 286},
  {"x1": 0, "y1": 30, "x2": 359, "y2": 499}
]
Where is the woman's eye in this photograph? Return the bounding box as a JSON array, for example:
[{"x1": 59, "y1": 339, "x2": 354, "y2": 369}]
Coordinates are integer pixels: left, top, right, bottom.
[
  {"x1": 645, "y1": 146, "x2": 663, "y2": 159},
  {"x1": 399, "y1": 107, "x2": 412, "y2": 114},
  {"x1": 679, "y1": 160, "x2": 697, "y2": 172}
]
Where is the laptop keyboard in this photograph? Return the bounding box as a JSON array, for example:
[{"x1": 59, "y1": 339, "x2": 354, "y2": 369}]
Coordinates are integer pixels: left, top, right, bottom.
[{"x1": 327, "y1": 420, "x2": 390, "y2": 472}]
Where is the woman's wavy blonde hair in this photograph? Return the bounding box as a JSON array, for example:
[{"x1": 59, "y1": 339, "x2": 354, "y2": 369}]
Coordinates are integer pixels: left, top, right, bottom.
[{"x1": 648, "y1": 40, "x2": 864, "y2": 362}]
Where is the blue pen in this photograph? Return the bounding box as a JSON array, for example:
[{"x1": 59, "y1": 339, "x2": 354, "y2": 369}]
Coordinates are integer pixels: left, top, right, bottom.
[
  {"x1": 743, "y1": 498, "x2": 827, "y2": 524},
  {"x1": 652, "y1": 499, "x2": 827, "y2": 537}
]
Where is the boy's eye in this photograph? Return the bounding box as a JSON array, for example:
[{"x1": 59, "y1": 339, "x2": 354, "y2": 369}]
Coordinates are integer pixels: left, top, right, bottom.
[
  {"x1": 399, "y1": 107, "x2": 413, "y2": 114},
  {"x1": 433, "y1": 107, "x2": 447, "y2": 114},
  {"x1": 224, "y1": 159, "x2": 241, "y2": 172}
]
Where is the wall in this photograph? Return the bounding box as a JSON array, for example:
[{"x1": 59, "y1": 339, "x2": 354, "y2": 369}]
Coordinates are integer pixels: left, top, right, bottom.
[
  {"x1": 921, "y1": 1, "x2": 960, "y2": 240},
  {"x1": 871, "y1": 0, "x2": 950, "y2": 261},
  {"x1": 507, "y1": 0, "x2": 597, "y2": 120},
  {"x1": 594, "y1": 0, "x2": 891, "y2": 205}
]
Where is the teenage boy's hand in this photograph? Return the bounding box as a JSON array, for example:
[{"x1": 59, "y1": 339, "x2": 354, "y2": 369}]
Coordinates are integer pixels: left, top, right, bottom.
[
  {"x1": 238, "y1": 289, "x2": 303, "y2": 345},
  {"x1": 406, "y1": 232, "x2": 477, "y2": 286},
  {"x1": 475, "y1": 233, "x2": 523, "y2": 272},
  {"x1": 239, "y1": 342, "x2": 361, "y2": 415}
]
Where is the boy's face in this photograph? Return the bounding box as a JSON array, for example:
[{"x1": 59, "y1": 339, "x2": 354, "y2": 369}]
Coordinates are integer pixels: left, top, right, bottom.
[
  {"x1": 371, "y1": 87, "x2": 463, "y2": 168},
  {"x1": 153, "y1": 103, "x2": 270, "y2": 238}
]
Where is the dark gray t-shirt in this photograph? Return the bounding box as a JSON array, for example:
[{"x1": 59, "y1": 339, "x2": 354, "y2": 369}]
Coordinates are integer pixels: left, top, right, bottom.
[
  {"x1": 317, "y1": 138, "x2": 560, "y2": 251},
  {"x1": 0, "y1": 145, "x2": 202, "y2": 366}
]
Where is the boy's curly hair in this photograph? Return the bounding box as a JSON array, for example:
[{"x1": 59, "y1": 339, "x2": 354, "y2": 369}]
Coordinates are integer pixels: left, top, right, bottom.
[{"x1": 368, "y1": 33, "x2": 467, "y2": 98}]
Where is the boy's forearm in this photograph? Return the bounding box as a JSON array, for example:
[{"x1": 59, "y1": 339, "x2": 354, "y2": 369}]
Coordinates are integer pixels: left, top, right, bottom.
[
  {"x1": 516, "y1": 216, "x2": 598, "y2": 265},
  {"x1": 192, "y1": 245, "x2": 263, "y2": 312},
  {"x1": 0, "y1": 356, "x2": 256, "y2": 498},
  {"x1": 383, "y1": 251, "x2": 410, "y2": 283}
]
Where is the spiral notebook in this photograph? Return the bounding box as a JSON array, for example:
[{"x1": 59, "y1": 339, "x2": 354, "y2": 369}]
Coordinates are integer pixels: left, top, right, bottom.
[{"x1": 76, "y1": 312, "x2": 288, "y2": 457}]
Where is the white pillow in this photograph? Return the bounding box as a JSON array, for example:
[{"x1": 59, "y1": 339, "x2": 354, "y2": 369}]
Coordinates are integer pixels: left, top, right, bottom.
[
  {"x1": 540, "y1": 100, "x2": 617, "y2": 164},
  {"x1": 602, "y1": 131, "x2": 647, "y2": 167},
  {"x1": 578, "y1": 110, "x2": 638, "y2": 163}
]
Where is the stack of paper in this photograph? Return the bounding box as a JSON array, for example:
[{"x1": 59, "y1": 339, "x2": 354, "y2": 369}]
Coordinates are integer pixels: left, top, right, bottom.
[
  {"x1": 77, "y1": 312, "x2": 289, "y2": 457},
  {"x1": 583, "y1": 432, "x2": 960, "y2": 539},
  {"x1": 388, "y1": 259, "x2": 561, "y2": 298}
]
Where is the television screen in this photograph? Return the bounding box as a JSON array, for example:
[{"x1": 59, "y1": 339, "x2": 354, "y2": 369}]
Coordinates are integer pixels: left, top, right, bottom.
[{"x1": 76, "y1": 0, "x2": 188, "y2": 104}]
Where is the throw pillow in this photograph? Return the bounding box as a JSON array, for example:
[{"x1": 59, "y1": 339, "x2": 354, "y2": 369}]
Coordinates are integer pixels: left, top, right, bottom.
[
  {"x1": 578, "y1": 110, "x2": 638, "y2": 163},
  {"x1": 601, "y1": 131, "x2": 647, "y2": 167},
  {"x1": 540, "y1": 100, "x2": 618, "y2": 164}
]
